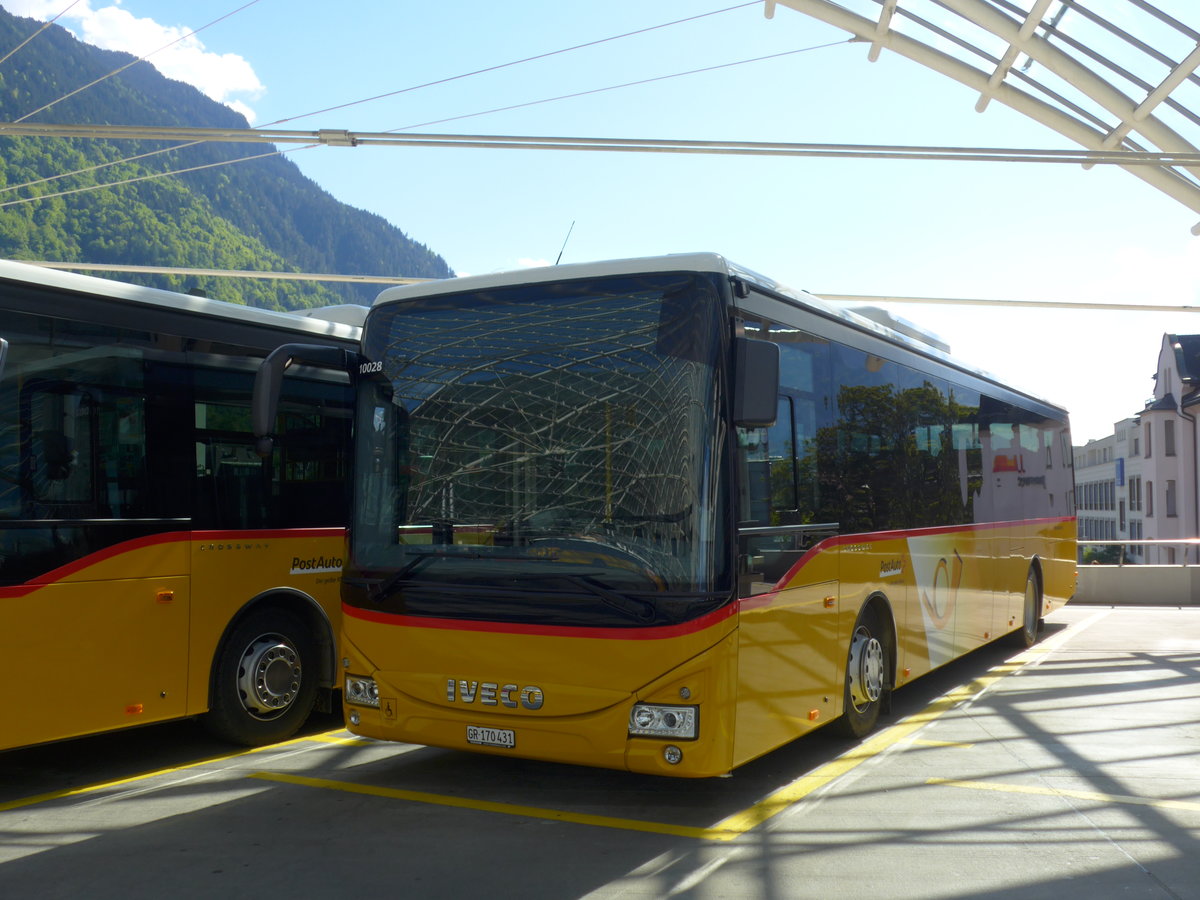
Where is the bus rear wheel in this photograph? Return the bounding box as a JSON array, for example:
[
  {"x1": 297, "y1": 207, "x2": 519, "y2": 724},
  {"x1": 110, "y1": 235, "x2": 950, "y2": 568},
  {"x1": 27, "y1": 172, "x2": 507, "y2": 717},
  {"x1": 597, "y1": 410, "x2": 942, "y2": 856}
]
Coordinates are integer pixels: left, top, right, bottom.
[
  {"x1": 1010, "y1": 568, "x2": 1043, "y2": 648},
  {"x1": 835, "y1": 606, "x2": 888, "y2": 738},
  {"x1": 204, "y1": 608, "x2": 318, "y2": 746}
]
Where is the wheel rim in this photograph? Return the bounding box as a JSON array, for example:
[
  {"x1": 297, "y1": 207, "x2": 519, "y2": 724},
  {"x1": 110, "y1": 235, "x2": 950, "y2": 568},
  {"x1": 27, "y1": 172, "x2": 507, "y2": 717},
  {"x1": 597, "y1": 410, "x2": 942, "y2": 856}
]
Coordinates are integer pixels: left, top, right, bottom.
[
  {"x1": 236, "y1": 633, "x2": 302, "y2": 719},
  {"x1": 847, "y1": 625, "x2": 884, "y2": 712}
]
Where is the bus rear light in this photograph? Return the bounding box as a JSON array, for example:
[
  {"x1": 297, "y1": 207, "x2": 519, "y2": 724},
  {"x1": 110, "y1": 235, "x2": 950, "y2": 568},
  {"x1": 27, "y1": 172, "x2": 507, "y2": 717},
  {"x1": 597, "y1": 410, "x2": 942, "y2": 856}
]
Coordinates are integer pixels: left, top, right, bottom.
[
  {"x1": 629, "y1": 703, "x2": 698, "y2": 740},
  {"x1": 345, "y1": 675, "x2": 380, "y2": 708}
]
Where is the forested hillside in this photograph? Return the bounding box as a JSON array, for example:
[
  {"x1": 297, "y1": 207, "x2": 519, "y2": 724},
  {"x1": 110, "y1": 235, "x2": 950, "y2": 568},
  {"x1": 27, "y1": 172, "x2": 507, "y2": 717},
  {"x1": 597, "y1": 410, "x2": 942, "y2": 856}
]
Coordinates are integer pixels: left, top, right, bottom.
[{"x1": 0, "y1": 7, "x2": 453, "y2": 309}]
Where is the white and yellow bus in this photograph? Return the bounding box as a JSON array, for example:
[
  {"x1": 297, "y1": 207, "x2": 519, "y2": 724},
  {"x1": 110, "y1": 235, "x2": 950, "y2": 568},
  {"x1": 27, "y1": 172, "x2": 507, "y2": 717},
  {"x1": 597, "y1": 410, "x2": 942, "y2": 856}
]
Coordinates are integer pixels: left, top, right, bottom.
[
  {"x1": 258, "y1": 253, "x2": 1076, "y2": 777},
  {"x1": 0, "y1": 261, "x2": 362, "y2": 751}
]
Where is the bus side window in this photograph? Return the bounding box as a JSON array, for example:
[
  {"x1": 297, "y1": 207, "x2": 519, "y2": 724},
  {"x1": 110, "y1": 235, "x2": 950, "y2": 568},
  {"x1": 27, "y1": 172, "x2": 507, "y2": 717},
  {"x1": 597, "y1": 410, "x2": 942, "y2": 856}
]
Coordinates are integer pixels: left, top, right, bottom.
[
  {"x1": 276, "y1": 401, "x2": 351, "y2": 528},
  {"x1": 27, "y1": 388, "x2": 95, "y2": 516}
]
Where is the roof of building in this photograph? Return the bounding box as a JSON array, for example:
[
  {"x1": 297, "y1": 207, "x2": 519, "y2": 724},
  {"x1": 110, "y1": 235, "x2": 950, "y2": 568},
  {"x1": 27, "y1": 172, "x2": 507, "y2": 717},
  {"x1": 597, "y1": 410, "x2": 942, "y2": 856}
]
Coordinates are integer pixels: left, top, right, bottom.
[{"x1": 1145, "y1": 392, "x2": 1178, "y2": 412}]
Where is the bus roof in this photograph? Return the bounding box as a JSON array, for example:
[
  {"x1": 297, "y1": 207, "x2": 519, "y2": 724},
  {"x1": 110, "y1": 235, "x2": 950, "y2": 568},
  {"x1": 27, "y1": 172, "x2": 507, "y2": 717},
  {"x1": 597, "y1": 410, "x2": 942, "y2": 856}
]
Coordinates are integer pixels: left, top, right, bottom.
[
  {"x1": 0, "y1": 258, "x2": 364, "y2": 341},
  {"x1": 370, "y1": 252, "x2": 1068, "y2": 416}
]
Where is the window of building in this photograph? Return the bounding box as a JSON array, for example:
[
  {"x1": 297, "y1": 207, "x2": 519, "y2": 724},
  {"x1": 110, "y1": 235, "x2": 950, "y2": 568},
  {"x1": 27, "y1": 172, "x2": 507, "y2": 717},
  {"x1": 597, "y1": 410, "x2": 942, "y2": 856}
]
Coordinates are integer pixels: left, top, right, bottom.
[
  {"x1": 1165, "y1": 420, "x2": 1176, "y2": 457},
  {"x1": 1167, "y1": 480, "x2": 1177, "y2": 518},
  {"x1": 1147, "y1": 480, "x2": 1154, "y2": 517}
]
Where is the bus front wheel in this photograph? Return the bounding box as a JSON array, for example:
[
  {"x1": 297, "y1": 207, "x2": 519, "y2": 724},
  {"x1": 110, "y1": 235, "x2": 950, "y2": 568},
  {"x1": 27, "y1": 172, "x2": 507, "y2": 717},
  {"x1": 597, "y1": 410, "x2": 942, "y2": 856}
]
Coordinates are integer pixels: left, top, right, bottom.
[
  {"x1": 204, "y1": 608, "x2": 318, "y2": 746},
  {"x1": 835, "y1": 606, "x2": 888, "y2": 738}
]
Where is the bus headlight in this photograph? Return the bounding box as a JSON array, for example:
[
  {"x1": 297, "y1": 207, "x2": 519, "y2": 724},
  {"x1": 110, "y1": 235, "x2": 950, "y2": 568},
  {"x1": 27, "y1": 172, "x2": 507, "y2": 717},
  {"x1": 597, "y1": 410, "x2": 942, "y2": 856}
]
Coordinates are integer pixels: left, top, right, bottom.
[
  {"x1": 345, "y1": 675, "x2": 380, "y2": 708},
  {"x1": 628, "y1": 703, "x2": 698, "y2": 740}
]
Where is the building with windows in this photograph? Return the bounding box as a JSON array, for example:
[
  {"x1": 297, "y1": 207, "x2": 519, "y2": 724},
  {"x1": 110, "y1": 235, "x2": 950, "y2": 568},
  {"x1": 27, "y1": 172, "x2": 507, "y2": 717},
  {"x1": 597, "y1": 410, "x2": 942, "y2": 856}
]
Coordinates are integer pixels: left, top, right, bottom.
[
  {"x1": 1074, "y1": 418, "x2": 1142, "y2": 562},
  {"x1": 1075, "y1": 334, "x2": 1200, "y2": 565}
]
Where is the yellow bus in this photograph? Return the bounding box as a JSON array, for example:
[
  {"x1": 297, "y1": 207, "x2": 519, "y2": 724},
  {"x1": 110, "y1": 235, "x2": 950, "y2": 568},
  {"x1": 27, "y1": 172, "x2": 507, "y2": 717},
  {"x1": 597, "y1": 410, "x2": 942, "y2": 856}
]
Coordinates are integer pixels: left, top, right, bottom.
[
  {"x1": 0, "y1": 261, "x2": 362, "y2": 751},
  {"x1": 257, "y1": 253, "x2": 1076, "y2": 777}
]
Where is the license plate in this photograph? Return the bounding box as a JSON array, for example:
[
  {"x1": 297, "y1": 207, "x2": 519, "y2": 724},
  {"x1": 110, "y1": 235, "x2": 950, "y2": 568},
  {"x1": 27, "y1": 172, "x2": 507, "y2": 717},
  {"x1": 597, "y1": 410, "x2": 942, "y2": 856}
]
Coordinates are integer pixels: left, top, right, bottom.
[{"x1": 467, "y1": 725, "x2": 515, "y2": 748}]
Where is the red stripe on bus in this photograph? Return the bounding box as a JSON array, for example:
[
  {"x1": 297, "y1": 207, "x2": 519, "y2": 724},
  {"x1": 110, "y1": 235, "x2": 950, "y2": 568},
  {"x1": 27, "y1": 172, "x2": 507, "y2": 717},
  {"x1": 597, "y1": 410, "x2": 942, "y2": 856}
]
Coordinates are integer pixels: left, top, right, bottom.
[
  {"x1": 342, "y1": 516, "x2": 1075, "y2": 631},
  {"x1": 343, "y1": 600, "x2": 738, "y2": 640},
  {"x1": 739, "y1": 516, "x2": 1076, "y2": 611},
  {"x1": 0, "y1": 527, "x2": 346, "y2": 598}
]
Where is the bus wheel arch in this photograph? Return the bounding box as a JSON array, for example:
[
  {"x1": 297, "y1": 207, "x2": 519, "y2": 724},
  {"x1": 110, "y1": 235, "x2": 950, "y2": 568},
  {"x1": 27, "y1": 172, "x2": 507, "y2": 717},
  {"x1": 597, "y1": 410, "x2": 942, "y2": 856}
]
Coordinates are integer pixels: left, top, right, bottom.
[
  {"x1": 834, "y1": 593, "x2": 896, "y2": 739},
  {"x1": 202, "y1": 590, "x2": 334, "y2": 746}
]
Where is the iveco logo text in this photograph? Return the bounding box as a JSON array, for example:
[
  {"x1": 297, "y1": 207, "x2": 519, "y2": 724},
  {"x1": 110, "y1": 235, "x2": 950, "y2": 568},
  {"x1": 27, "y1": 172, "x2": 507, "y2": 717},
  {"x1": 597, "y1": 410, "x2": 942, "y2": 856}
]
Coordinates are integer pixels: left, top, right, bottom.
[
  {"x1": 447, "y1": 679, "x2": 545, "y2": 710},
  {"x1": 289, "y1": 555, "x2": 343, "y2": 575}
]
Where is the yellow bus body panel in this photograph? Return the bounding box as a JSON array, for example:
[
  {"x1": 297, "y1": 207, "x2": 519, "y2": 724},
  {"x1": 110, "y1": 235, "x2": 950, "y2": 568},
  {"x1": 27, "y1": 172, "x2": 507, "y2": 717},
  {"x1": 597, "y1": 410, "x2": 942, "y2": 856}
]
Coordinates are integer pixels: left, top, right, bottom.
[
  {"x1": 343, "y1": 608, "x2": 742, "y2": 777},
  {"x1": 184, "y1": 530, "x2": 345, "y2": 718},
  {"x1": 1, "y1": 529, "x2": 345, "y2": 751},
  {"x1": 1, "y1": 536, "x2": 191, "y2": 748}
]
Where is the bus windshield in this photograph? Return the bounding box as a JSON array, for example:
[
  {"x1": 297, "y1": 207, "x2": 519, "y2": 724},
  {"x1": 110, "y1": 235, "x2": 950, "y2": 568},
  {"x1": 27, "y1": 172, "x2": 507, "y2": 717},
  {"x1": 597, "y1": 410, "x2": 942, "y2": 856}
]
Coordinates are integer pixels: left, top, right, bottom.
[{"x1": 349, "y1": 272, "x2": 731, "y2": 625}]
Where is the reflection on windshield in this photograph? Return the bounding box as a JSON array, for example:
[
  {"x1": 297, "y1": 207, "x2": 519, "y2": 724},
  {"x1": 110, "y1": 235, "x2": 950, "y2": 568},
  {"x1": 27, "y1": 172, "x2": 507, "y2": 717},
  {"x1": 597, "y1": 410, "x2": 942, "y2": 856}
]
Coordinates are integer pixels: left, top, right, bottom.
[{"x1": 350, "y1": 273, "x2": 730, "y2": 619}]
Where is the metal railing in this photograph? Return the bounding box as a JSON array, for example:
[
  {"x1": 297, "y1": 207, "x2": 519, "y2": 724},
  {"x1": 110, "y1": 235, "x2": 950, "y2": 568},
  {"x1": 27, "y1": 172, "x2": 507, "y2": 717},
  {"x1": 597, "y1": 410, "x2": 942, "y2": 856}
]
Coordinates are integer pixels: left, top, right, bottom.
[{"x1": 1078, "y1": 539, "x2": 1200, "y2": 567}]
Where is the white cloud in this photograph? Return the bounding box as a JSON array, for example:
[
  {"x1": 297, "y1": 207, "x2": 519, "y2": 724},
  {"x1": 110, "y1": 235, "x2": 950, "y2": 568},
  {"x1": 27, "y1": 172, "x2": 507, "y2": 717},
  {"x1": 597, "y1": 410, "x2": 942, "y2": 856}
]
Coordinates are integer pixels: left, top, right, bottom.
[
  {"x1": 3, "y1": 1, "x2": 264, "y2": 121},
  {"x1": 517, "y1": 257, "x2": 551, "y2": 268}
]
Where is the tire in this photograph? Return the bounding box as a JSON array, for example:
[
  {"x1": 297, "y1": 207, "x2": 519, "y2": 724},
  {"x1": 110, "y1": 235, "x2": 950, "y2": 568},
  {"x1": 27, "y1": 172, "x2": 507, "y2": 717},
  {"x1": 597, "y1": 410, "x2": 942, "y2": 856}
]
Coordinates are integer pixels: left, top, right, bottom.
[
  {"x1": 834, "y1": 605, "x2": 888, "y2": 738},
  {"x1": 1009, "y1": 568, "x2": 1043, "y2": 648},
  {"x1": 203, "y1": 607, "x2": 318, "y2": 746}
]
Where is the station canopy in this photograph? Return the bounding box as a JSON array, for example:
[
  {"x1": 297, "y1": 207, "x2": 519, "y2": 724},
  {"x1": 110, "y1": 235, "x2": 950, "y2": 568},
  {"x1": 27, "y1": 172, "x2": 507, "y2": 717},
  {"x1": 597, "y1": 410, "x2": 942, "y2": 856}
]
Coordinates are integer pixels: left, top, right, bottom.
[{"x1": 765, "y1": 1, "x2": 1200, "y2": 231}]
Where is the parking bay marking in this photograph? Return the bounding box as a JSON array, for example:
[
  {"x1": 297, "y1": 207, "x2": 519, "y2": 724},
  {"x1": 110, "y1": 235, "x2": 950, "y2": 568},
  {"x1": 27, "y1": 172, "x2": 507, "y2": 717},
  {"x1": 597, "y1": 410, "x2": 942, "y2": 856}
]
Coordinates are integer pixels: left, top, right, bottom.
[
  {"x1": 244, "y1": 662, "x2": 1048, "y2": 843},
  {"x1": 928, "y1": 778, "x2": 1200, "y2": 814},
  {"x1": 249, "y1": 612, "x2": 1115, "y2": 841},
  {"x1": 2, "y1": 612, "x2": 1112, "y2": 828},
  {"x1": 250, "y1": 771, "x2": 744, "y2": 841},
  {"x1": 0, "y1": 729, "x2": 347, "y2": 813}
]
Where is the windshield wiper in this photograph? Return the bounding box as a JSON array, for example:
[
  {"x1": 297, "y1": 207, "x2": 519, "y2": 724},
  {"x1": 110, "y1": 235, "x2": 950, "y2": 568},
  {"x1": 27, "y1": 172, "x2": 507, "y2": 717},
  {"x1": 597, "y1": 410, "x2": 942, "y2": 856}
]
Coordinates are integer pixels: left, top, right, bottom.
[
  {"x1": 524, "y1": 572, "x2": 656, "y2": 623},
  {"x1": 361, "y1": 548, "x2": 534, "y2": 603},
  {"x1": 366, "y1": 550, "x2": 439, "y2": 600}
]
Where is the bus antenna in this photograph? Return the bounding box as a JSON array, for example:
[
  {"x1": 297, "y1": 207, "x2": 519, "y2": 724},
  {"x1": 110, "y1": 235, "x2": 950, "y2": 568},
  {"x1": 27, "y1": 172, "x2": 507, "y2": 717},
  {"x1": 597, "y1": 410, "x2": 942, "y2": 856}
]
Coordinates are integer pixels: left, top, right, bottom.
[{"x1": 555, "y1": 221, "x2": 576, "y2": 265}]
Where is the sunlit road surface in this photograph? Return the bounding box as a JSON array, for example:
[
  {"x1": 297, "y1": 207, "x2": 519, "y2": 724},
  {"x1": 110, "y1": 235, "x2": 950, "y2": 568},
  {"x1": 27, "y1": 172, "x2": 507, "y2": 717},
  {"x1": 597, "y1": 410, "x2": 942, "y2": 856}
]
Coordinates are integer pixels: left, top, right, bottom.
[{"x1": 1, "y1": 605, "x2": 1198, "y2": 900}]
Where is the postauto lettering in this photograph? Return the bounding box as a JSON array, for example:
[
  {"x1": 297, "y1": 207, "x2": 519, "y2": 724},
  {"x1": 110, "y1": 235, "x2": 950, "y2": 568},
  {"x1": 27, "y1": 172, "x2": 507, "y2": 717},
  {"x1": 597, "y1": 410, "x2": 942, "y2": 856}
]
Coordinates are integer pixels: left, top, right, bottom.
[
  {"x1": 447, "y1": 679, "x2": 545, "y2": 710},
  {"x1": 290, "y1": 555, "x2": 344, "y2": 574}
]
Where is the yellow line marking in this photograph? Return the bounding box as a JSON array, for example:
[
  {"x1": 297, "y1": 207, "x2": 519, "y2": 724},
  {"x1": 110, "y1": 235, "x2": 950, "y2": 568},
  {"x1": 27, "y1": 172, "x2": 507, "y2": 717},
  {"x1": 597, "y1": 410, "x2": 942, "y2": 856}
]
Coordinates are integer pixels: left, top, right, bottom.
[
  {"x1": 248, "y1": 615, "x2": 1113, "y2": 840},
  {"x1": 911, "y1": 739, "x2": 975, "y2": 749},
  {"x1": 705, "y1": 611, "x2": 1113, "y2": 836},
  {"x1": 249, "y1": 657, "x2": 1027, "y2": 843},
  {"x1": 3, "y1": 612, "x2": 1110, "y2": 823},
  {"x1": 249, "y1": 771, "x2": 743, "y2": 841},
  {"x1": 304, "y1": 733, "x2": 376, "y2": 747},
  {"x1": 929, "y1": 778, "x2": 1200, "y2": 813},
  {"x1": 0, "y1": 729, "x2": 346, "y2": 813}
]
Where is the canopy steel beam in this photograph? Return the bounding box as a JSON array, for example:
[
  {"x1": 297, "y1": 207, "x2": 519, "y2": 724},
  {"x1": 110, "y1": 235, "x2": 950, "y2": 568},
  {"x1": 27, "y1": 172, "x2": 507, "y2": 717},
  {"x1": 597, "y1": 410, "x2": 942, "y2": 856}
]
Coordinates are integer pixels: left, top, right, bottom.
[{"x1": 765, "y1": 0, "x2": 1200, "y2": 233}]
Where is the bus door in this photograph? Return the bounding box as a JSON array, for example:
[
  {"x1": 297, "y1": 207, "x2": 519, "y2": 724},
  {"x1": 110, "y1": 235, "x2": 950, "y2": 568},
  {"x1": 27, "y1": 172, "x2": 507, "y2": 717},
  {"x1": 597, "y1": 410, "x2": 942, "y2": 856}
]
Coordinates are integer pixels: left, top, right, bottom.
[
  {"x1": 2, "y1": 372, "x2": 190, "y2": 746},
  {"x1": 978, "y1": 414, "x2": 1028, "y2": 645},
  {"x1": 733, "y1": 392, "x2": 840, "y2": 762}
]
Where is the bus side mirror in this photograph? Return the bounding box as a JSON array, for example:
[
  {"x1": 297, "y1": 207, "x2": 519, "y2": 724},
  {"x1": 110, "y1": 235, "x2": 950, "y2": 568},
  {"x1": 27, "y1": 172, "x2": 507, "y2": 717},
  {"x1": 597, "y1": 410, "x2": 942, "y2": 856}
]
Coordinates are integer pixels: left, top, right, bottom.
[
  {"x1": 732, "y1": 337, "x2": 779, "y2": 428},
  {"x1": 252, "y1": 343, "x2": 360, "y2": 457},
  {"x1": 0, "y1": 338, "x2": 7, "y2": 380}
]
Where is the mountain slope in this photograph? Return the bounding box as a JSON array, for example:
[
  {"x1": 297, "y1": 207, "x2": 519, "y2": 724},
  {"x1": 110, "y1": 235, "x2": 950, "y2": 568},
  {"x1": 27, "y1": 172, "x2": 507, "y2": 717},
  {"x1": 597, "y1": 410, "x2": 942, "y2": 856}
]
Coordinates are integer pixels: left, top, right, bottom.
[{"x1": 0, "y1": 7, "x2": 453, "y2": 308}]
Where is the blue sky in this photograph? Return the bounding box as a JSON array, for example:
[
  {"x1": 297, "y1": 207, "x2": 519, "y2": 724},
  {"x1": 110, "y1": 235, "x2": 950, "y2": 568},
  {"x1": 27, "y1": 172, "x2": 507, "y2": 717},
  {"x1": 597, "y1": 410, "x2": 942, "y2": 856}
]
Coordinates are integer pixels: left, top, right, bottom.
[{"x1": 4, "y1": 0, "x2": 1200, "y2": 443}]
